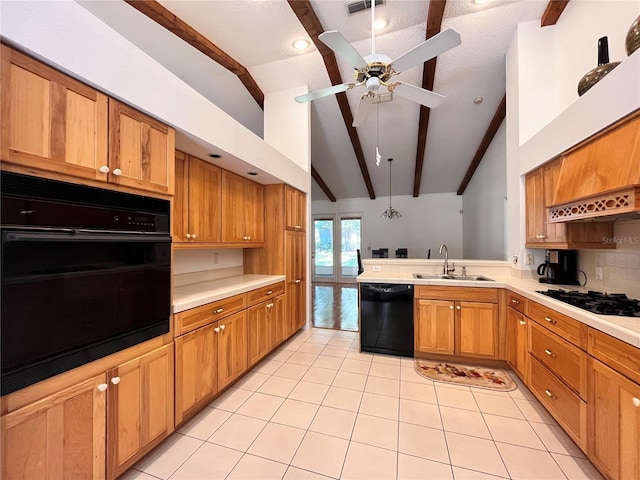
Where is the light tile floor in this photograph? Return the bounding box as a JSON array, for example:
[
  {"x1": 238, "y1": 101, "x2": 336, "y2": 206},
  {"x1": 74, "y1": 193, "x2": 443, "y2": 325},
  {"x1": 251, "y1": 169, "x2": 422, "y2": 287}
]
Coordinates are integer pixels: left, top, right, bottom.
[{"x1": 123, "y1": 327, "x2": 603, "y2": 480}]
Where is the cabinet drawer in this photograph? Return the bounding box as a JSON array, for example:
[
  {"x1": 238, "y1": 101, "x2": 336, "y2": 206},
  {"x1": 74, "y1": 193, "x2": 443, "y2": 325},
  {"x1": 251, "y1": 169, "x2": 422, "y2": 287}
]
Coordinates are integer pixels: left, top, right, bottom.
[
  {"x1": 174, "y1": 294, "x2": 246, "y2": 336},
  {"x1": 527, "y1": 301, "x2": 587, "y2": 348},
  {"x1": 247, "y1": 282, "x2": 285, "y2": 307},
  {"x1": 506, "y1": 291, "x2": 527, "y2": 314},
  {"x1": 529, "y1": 321, "x2": 587, "y2": 399},
  {"x1": 414, "y1": 286, "x2": 498, "y2": 303},
  {"x1": 529, "y1": 356, "x2": 587, "y2": 450},
  {"x1": 588, "y1": 328, "x2": 640, "y2": 384}
]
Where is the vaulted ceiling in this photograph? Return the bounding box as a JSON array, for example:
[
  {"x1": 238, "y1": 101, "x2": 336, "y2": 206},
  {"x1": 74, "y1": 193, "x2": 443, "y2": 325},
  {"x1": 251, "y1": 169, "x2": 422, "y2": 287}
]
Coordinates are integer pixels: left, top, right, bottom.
[{"x1": 80, "y1": 0, "x2": 560, "y2": 201}]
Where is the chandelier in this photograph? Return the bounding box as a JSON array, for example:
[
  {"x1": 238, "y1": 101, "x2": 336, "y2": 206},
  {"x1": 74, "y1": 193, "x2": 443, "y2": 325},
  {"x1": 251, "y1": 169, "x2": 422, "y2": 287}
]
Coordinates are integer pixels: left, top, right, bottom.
[{"x1": 381, "y1": 158, "x2": 402, "y2": 219}]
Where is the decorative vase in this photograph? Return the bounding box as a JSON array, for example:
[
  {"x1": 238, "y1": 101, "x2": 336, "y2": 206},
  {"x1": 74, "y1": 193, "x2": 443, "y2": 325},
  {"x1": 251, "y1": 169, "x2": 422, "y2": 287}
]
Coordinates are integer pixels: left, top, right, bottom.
[
  {"x1": 626, "y1": 15, "x2": 640, "y2": 56},
  {"x1": 577, "y1": 36, "x2": 621, "y2": 97}
]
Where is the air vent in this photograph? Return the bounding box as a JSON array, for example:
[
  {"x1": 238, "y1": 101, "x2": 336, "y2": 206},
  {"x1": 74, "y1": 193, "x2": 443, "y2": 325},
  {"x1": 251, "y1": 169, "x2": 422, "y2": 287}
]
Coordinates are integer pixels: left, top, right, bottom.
[{"x1": 346, "y1": 0, "x2": 385, "y2": 16}]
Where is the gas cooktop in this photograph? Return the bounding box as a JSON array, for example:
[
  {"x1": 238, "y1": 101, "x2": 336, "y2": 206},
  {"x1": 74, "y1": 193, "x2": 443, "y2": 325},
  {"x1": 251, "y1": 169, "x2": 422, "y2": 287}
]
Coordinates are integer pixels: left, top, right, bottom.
[{"x1": 537, "y1": 289, "x2": 640, "y2": 317}]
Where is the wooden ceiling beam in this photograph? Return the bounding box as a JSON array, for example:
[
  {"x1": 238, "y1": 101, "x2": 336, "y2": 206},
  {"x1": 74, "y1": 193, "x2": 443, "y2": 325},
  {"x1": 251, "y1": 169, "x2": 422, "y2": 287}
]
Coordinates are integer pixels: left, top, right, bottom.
[
  {"x1": 412, "y1": 0, "x2": 447, "y2": 197},
  {"x1": 311, "y1": 165, "x2": 337, "y2": 202},
  {"x1": 541, "y1": 0, "x2": 570, "y2": 27},
  {"x1": 124, "y1": 0, "x2": 264, "y2": 109},
  {"x1": 456, "y1": 95, "x2": 506, "y2": 195},
  {"x1": 288, "y1": 0, "x2": 376, "y2": 200}
]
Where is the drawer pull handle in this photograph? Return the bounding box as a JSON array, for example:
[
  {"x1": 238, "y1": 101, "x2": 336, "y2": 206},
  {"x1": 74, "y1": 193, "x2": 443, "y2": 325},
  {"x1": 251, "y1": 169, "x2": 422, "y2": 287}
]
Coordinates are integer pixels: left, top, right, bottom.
[
  {"x1": 519, "y1": 320, "x2": 526, "y2": 326},
  {"x1": 544, "y1": 389, "x2": 555, "y2": 399},
  {"x1": 544, "y1": 317, "x2": 557, "y2": 325},
  {"x1": 511, "y1": 299, "x2": 520, "y2": 304},
  {"x1": 214, "y1": 308, "x2": 224, "y2": 314},
  {"x1": 266, "y1": 290, "x2": 273, "y2": 295},
  {"x1": 544, "y1": 349, "x2": 556, "y2": 358},
  {"x1": 633, "y1": 397, "x2": 640, "y2": 408}
]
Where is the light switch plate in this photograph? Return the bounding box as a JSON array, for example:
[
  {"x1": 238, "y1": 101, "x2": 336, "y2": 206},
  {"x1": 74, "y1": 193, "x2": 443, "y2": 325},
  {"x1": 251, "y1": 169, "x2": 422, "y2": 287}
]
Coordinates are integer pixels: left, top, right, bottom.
[{"x1": 595, "y1": 266, "x2": 603, "y2": 280}]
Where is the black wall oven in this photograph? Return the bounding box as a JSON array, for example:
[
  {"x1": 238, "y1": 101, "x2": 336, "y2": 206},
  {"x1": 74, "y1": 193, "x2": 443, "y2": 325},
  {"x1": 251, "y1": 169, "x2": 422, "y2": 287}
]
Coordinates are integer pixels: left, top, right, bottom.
[{"x1": 1, "y1": 172, "x2": 171, "y2": 395}]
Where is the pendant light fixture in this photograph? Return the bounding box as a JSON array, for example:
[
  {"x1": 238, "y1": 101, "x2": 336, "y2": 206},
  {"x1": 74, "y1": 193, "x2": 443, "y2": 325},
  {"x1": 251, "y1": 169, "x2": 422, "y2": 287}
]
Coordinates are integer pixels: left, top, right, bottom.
[{"x1": 381, "y1": 158, "x2": 402, "y2": 219}]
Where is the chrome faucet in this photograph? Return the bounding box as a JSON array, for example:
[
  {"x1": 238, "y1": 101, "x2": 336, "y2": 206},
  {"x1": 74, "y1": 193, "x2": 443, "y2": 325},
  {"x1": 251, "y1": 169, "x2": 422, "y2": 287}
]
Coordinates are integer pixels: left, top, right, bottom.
[{"x1": 438, "y1": 244, "x2": 455, "y2": 274}]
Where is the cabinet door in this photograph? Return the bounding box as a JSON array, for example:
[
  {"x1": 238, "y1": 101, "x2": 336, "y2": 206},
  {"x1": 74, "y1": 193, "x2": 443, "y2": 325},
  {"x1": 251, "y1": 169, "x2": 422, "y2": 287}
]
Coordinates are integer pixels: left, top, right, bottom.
[
  {"x1": 221, "y1": 171, "x2": 246, "y2": 243},
  {"x1": 589, "y1": 358, "x2": 640, "y2": 480},
  {"x1": 173, "y1": 150, "x2": 189, "y2": 242},
  {"x1": 108, "y1": 100, "x2": 175, "y2": 195},
  {"x1": 285, "y1": 186, "x2": 306, "y2": 231},
  {"x1": 270, "y1": 294, "x2": 286, "y2": 348},
  {"x1": 506, "y1": 308, "x2": 528, "y2": 381},
  {"x1": 456, "y1": 301, "x2": 498, "y2": 358},
  {"x1": 217, "y1": 311, "x2": 248, "y2": 390},
  {"x1": 286, "y1": 281, "x2": 305, "y2": 339},
  {"x1": 244, "y1": 179, "x2": 265, "y2": 243},
  {"x1": 0, "y1": 45, "x2": 108, "y2": 181},
  {"x1": 188, "y1": 157, "x2": 222, "y2": 243},
  {"x1": 414, "y1": 299, "x2": 454, "y2": 355},
  {"x1": 542, "y1": 160, "x2": 567, "y2": 244},
  {"x1": 525, "y1": 168, "x2": 545, "y2": 245},
  {"x1": 1, "y1": 374, "x2": 106, "y2": 480},
  {"x1": 296, "y1": 190, "x2": 307, "y2": 232},
  {"x1": 107, "y1": 344, "x2": 174, "y2": 479},
  {"x1": 247, "y1": 302, "x2": 270, "y2": 368},
  {"x1": 175, "y1": 325, "x2": 218, "y2": 425}
]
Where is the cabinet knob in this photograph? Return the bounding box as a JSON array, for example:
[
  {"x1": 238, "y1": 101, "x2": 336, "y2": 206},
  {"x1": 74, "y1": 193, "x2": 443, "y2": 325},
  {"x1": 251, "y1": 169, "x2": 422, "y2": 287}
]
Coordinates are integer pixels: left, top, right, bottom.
[
  {"x1": 214, "y1": 327, "x2": 220, "y2": 333},
  {"x1": 544, "y1": 349, "x2": 556, "y2": 358},
  {"x1": 192, "y1": 233, "x2": 197, "y2": 239},
  {"x1": 450, "y1": 305, "x2": 454, "y2": 310},
  {"x1": 186, "y1": 233, "x2": 191, "y2": 239},
  {"x1": 519, "y1": 320, "x2": 526, "y2": 326},
  {"x1": 266, "y1": 290, "x2": 273, "y2": 295},
  {"x1": 295, "y1": 279, "x2": 301, "y2": 284},
  {"x1": 97, "y1": 383, "x2": 108, "y2": 392},
  {"x1": 111, "y1": 376, "x2": 121, "y2": 385},
  {"x1": 544, "y1": 316, "x2": 557, "y2": 325},
  {"x1": 247, "y1": 236, "x2": 251, "y2": 240},
  {"x1": 267, "y1": 303, "x2": 274, "y2": 309},
  {"x1": 99, "y1": 165, "x2": 110, "y2": 174},
  {"x1": 456, "y1": 305, "x2": 461, "y2": 310},
  {"x1": 633, "y1": 397, "x2": 640, "y2": 408},
  {"x1": 544, "y1": 389, "x2": 555, "y2": 399},
  {"x1": 112, "y1": 168, "x2": 122, "y2": 176},
  {"x1": 220, "y1": 324, "x2": 225, "y2": 330},
  {"x1": 214, "y1": 308, "x2": 224, "y2": 314}
]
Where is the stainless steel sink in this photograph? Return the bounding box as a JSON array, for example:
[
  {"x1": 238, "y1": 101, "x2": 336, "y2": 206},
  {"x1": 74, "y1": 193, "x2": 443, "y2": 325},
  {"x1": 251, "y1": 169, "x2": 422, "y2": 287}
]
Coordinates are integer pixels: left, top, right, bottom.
[{"x1": 413, "y1": 273, "x2": 495, "y2": 281}]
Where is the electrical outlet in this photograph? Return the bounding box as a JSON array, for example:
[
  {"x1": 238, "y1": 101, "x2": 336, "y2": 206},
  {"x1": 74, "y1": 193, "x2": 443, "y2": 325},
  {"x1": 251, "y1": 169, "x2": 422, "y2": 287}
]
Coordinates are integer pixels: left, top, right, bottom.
[
  {"x1": 595, "y1": 266, "x2": 603, "y2": 280},
  {"x1": 525, "y1": 253, "x2": 533, "y2": 265},
  {"x1": 372, "y1": 265, "x2": 382, "y2": 272}
]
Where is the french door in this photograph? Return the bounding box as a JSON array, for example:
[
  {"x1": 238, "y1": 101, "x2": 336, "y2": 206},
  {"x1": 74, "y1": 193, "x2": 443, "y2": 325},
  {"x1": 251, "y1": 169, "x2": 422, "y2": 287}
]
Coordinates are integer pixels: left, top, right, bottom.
[{"x1": 312, "y1": 214, "x2": 362, "y2": 283}]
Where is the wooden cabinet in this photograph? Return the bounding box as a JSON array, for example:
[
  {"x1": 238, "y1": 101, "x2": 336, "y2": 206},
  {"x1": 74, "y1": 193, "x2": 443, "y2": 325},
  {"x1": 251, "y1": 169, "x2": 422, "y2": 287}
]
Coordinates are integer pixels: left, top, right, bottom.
[
  {"x1": 270, "y1": 294, "x2": 286, "y2": 349},
  {"x1": 413, "y1": 287, "x2": 500, "y2": 359},
  {"x1": 221, "y1": 170, "x2": 264, "y2": 245},
  {"x1": 286, "y1": 230, "x2": 306, "y2": 337},
  {"x1": 107, "y1": 344, "x2": 174, "y2": 479},
  {"x1": 108, "y1": 100, "x2": 175, "y2": 195},
  {"x1": 1, "y1": 374, "x2": 107, "y2": 480},
  {"x1": 248, "y1": 294, "x2": 285, "y2": 367},
  {"x1": 524, "y1": 158, "x2": 613, "y2": 249},
  {"x1": 216, "y1": 311, "x2": 248, "y2": 390},
  {"x1": 285, "y1": 186, "x2": 306, "y2": 231},
  {"x1": 0, "y1": 45, "x2": 108, "y2": 183},
  {"x1": 414, "y1": 299, "x2": 454, "y2": 355},
  {"x1": 174, "y1": 151, "x2": 222, "y2": 243},
  {"x1": 588, "y1": 358, "x2": 640, "y2": 480},
  {"x1": 506, "y1": 307, "x2": 528, "y2": 382}
]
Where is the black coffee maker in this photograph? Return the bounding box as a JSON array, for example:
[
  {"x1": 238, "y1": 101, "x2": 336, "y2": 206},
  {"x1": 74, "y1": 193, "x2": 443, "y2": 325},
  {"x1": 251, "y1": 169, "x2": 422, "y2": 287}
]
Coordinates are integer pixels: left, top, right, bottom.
[{"x1": 537, "y1": 250, "x2": 579, "y2": 285}]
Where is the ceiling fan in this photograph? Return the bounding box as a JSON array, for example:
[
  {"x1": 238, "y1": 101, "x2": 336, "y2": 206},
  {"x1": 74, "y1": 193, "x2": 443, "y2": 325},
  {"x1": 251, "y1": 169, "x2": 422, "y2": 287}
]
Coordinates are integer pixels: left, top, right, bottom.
[{"x1": 294, "y1": 2, "x2": 461, "y2": 128}]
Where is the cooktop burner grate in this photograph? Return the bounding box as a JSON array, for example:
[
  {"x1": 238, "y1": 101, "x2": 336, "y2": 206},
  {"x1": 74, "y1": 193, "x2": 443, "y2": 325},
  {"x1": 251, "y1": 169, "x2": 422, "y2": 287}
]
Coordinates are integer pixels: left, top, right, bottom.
[{"x1": 537, "y1": 289, "x2": 640, "y2": 317}]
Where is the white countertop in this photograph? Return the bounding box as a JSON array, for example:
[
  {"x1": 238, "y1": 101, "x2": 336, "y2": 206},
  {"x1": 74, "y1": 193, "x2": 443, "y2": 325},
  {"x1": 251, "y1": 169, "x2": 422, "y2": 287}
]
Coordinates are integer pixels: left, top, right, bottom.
[
  {"x1": 358, "y1": 272, "x2": 640, "y2": 348},
  {"x1": 173, "y1": 274, "x2": 286, "y2": 314}
]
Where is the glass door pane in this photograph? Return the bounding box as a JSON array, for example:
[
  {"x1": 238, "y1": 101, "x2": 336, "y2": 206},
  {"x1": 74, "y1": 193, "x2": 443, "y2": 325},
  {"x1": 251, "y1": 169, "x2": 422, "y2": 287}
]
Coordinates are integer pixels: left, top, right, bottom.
[
  {"x1": 339, "y1": 217, "x2": 361, "y2": 282},
  {"x1": 313, "y1": 218, "x2": 334, "y2": 282}
]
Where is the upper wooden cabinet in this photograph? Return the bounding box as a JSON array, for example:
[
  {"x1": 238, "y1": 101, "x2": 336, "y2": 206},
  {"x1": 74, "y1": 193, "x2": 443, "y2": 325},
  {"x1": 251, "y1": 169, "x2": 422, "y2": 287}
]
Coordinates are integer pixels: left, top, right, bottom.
[
  {"x1": 174, "y1": 151, "x2": 222, "y2": 243},
  {"x1": 108, "y1": 100, "x2": 174, "y2": 195},
  {"x1": 1, "y1": 374, "x2": 107, "y2": 480},
  {"x1": 221, "y1": 170, "x2": 265, "y2": 245},
  {"x1": 524, "y1": 158, "x2": 614, "y2": 249},
  {"x1": 285, "y1": 186, "x2": 306, "y2": 231},
  {"x1": 0, "y1": 45, "x2": 108, "y2": 182}
]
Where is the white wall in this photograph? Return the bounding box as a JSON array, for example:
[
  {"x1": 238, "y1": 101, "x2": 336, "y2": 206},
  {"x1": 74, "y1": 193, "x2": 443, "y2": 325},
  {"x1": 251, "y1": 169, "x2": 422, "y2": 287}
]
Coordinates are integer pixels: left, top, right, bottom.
[
  {"x1": 462, "y1": 122, "x2": 507, "y2": 260},
  {"x1": 312, "y1": 193, "x2": 463, "y2": 260},
  {"x1": 173, "y1": 249, "x2": 243, "y2": 275}
]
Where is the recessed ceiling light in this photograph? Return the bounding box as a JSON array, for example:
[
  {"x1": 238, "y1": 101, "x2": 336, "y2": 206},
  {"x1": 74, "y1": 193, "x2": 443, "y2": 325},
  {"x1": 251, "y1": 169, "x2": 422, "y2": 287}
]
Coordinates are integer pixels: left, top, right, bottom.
[
  {"x1": 473, "y1": 97, "x2": 483, "y2": 104},
  {"x1": 373, "y1": 18, "x2": 388, "y2": 31},
  {"x1": 209, "y1": 153, "x2": 222, "y2": 158},
  {"x1": 292, "y1": 39, "x2": 310, "y2": 51}
]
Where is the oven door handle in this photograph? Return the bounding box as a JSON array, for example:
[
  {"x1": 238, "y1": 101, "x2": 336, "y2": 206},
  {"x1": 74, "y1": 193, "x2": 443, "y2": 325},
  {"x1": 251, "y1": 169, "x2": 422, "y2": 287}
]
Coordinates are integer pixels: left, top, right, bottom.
[{"x1": 2, "y1": 229, "x2": 171, "y2": 243}]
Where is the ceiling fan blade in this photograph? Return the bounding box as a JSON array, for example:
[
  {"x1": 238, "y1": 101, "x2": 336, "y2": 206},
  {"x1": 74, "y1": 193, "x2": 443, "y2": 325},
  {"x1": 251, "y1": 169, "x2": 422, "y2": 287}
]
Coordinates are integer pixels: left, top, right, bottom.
[
  {"x1": 393, "y1": 82, "x2": 445, "y2": 109},
  {"x1": 294, "y1": 83, "x2": 351, "y2": 103},
  {"x1": 391, "y1": 28, "x2": 461, "y2": 72},
  {"x1": 319, "y1": 31, "x2": 369, "y2": 69},
  {"x1": 352, "y1": 94, "x2": 374, "y2": 127}
]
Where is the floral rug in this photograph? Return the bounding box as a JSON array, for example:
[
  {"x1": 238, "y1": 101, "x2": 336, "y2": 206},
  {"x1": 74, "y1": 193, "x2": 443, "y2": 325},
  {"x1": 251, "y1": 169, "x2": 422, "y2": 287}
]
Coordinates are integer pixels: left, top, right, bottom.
[{"x1": 415, "y1": 359, "x2": 516, "y2": 392}]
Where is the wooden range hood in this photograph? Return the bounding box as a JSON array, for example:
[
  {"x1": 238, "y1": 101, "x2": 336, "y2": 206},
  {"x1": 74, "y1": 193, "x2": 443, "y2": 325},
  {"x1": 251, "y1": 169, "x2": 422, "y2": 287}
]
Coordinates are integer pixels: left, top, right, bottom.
[{"x1": 548, "y1": 110, "x2": 640, "y2": 223}]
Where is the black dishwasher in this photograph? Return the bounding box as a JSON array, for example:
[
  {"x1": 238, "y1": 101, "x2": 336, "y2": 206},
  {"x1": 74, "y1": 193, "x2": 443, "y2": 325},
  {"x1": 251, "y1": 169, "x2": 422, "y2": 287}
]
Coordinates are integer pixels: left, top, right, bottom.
[{"x1": 360, "y1": 283, "x2": 414, "y2": 357}]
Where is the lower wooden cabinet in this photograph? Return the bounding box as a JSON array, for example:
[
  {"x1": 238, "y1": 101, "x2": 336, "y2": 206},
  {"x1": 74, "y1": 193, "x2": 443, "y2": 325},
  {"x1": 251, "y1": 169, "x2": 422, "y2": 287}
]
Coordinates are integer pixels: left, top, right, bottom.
[
  {"x1": 456, "y1": 301, "x2": 498, "y2": 358},
  {"x1": 588, "y1": 358, "x2": 640, "y2": 480},
  {"x1": 216, "y1": 311, "x2": 248, "y2": 390},
  {"x1": 107, "y1": 344, "x2": 174, "y2": 479},
  {"x1": 1, "y1": 374, "x2": 107, "y2": 480},
  {"x1": 248, "y1": 295, "x2": 285, "y2": 368},
  {"x1": 506, "y1": 307, "x2": 528, "y2": 381},
  {"x1": 286, "y1": 280, "x2": 306, "y2": 339},
  {"x1": 414, "y1": 299, "x2": 454, "y2": 355}
]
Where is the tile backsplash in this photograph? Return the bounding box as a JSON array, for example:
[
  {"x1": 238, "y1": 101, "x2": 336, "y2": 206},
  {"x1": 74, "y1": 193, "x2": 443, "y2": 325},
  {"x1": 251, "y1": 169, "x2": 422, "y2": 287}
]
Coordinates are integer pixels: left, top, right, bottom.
[{"x1": 578, "y1": 219, "x2": 640, "y2": 298}]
